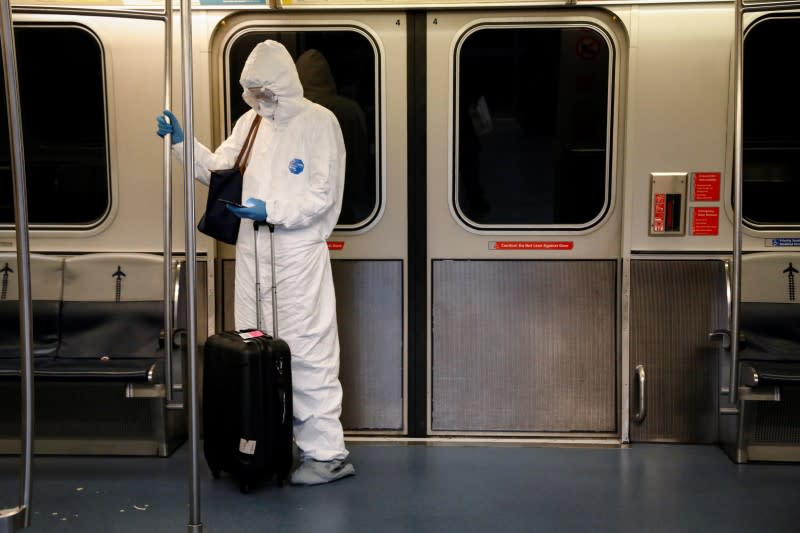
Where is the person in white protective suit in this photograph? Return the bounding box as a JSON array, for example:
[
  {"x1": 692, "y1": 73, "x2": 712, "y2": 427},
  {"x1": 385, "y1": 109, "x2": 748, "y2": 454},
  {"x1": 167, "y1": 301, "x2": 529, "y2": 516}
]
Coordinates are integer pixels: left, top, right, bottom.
[{"x1": 155, "y1": 40, "x2": 354, "y2": 485}]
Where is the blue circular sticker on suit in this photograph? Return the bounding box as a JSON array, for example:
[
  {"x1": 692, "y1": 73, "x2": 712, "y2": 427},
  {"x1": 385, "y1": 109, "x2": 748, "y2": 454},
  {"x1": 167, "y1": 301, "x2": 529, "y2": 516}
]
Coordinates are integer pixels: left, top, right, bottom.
[{"x1": 288, "y1": 158, "x2": 305, "y2": 175}]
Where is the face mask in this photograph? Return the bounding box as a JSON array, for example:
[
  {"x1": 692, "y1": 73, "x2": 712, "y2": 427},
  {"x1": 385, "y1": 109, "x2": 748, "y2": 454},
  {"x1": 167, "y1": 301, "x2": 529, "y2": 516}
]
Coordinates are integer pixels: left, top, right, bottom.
[
  {"x1": 256, "y1": 100, "x2": 276, "y2": 118},
  {"x1": 248, "y1": 86, "x2": 277, "y2": 103},
  {"x1": 247, "y1": 86, "x2": 278, "y2": 118}
]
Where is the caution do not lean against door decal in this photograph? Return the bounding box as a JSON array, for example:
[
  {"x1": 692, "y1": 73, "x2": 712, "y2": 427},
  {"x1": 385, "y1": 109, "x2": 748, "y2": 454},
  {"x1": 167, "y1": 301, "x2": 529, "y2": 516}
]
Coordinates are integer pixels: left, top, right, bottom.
[{"x1": 489, "y1": 241, "x2": 574, "y2": 251}]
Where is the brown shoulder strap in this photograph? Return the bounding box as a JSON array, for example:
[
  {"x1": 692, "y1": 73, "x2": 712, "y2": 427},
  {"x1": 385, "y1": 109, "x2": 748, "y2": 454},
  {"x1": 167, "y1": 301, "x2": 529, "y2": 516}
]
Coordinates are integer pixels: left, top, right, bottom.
[{"x1": 234, "y1": 114, "x2": 263, "y2": 173}]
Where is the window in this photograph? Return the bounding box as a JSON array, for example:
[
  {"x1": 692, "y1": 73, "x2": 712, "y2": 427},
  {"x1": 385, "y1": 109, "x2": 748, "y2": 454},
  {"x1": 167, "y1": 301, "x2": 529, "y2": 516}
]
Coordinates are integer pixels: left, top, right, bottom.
[
  {"x1": 454, "y1": 25, "x2": 613, "y2": 230},
  {"x1": 226, "y1": 29, "x2": 380, "y2": 229},
  {"x1": 742, "y1": 16, "x2": 800, "y2": 228},
  {"x1": 0, "y1": 25, "x2": 108, "y2": 227}
]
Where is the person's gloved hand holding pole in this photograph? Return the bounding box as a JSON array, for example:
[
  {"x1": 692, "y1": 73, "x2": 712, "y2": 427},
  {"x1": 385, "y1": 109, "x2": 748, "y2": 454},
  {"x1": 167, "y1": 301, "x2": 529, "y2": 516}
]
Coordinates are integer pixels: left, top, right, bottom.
[
  {"x1": 155, "y1": 110, "x2": 185, "y2": 145},
  {"x1": 227, "y1": 197, "x2": 268, "y2": 222}
]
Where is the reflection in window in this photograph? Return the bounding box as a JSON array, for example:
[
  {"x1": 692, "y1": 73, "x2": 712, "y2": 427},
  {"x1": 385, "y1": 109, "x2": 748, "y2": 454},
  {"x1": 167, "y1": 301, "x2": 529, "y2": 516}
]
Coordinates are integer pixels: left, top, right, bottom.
[
  {"x1": 227, "y1": 30, "x2": 378, "y2": 228},
  {"x1": 455, "y1": 26, "x2": 612, "y2": 229},
  {"x1": 743, "y1": 17, "x2": 800, "y2": 228},
  {"x1": 0, "y1": 26, "x2": 108, "y2": 227}
]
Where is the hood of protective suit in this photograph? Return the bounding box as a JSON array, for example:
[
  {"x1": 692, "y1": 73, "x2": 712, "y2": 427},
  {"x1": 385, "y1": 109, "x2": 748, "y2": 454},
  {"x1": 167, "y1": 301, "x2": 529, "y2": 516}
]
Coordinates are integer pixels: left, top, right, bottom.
[
  {"x1": 295, "y1": 49, "x2": 337, "y2": 101},
  {"x1": 240, "y1": 40, "x2": 305, "y2": 123}
]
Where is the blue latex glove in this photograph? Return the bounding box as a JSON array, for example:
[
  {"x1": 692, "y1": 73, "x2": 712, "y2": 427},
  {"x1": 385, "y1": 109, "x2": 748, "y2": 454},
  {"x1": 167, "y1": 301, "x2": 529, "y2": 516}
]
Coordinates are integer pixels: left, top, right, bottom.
[
  {"x1": 226, "y1": 197, "x2": 267, "y2": 222},
  {"x1": 156, "y1": 110, "x2": 185, "y2": 145}
]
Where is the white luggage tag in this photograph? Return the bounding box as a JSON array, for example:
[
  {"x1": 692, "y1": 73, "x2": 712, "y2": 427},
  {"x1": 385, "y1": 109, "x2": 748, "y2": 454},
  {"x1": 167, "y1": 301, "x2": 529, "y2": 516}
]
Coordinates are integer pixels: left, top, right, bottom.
[{"x1": 239, "y1": 438, "x2": 257, "y2": 455}]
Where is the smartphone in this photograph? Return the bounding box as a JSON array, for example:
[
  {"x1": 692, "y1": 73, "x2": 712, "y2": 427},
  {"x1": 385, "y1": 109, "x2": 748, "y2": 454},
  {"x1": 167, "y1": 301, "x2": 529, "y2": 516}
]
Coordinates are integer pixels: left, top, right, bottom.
[{"x1": 217, "y1": 198, "x2": 246, "y2": 208}]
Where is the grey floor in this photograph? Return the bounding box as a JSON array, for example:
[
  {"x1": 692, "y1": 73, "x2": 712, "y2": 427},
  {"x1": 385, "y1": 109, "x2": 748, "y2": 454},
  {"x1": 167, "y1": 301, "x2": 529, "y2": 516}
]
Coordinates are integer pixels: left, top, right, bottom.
[{"x1": 1, "y1": 442, "x2": 799, "y2": 532}]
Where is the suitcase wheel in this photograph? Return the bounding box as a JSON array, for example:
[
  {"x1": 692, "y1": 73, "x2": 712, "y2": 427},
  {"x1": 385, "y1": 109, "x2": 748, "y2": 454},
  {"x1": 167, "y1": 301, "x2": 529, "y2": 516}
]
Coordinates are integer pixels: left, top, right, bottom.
[
  {"x1": 211, "y1": 470, "x2": 221, "y2": 479},
  {"x1": 240, "y1": 482, "x2": 250, "y2": 494}
]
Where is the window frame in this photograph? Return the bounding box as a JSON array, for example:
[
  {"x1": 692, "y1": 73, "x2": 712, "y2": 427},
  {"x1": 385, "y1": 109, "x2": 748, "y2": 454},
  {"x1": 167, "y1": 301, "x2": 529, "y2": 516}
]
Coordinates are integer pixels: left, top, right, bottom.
[
  {"x1": 0, "y1": 22, "x2": 110, "y2": 232},
  {"x1": 740, "y1": 13, "x2": 800, "y2": 232},
  {"x1": 449, "y1": 21, "x2": 617, "y2": 233},
  {"x1": 222, "y1": 24, "x2": 384, "y2": 233}
]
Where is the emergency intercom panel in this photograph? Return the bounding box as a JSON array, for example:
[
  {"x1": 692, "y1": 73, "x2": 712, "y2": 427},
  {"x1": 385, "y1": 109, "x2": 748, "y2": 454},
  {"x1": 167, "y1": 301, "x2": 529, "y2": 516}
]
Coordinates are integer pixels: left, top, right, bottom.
[{"x1": 649, "y1": 172, "x2": 687, "y2": 236}]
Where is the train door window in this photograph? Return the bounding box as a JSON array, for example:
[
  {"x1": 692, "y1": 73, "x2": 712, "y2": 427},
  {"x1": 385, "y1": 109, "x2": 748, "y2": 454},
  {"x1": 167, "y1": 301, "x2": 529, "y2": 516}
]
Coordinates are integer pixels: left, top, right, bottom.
[
  {"x1": 453, "y1": 25, "x2": 613, "y2": 230},
  {"x1": 742, "y1": 16, "x2": 800, "y2": 229},
  {"x1": 225, "y1": 29, "x2": 379, "y2": 230},
  {"x1": 0, "y1": 25, "x2": 108, "y2": 228}
]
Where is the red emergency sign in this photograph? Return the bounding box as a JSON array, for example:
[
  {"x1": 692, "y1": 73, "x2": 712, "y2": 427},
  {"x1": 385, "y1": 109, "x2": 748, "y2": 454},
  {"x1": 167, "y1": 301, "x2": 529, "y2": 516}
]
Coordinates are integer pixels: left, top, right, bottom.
[
  {"x1": 693, "y1": 172, "x2": 721, "y2": 202},
  {"x1": 652, "y1": 193, "x2": 666, "y2": 232},
  {"x1": 692, "y1": 207, "x2": 719, "y2": 236},
  {"x1": 327, "y1": 241, "x2": 345, "y2": 251}
]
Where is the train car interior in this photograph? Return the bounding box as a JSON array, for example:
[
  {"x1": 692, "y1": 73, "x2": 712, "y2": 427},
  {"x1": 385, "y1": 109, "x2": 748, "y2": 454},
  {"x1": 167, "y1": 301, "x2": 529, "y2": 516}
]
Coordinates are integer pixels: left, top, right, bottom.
[{"x1": 0, "y1": 0, "x2": 799, "y2": 531}]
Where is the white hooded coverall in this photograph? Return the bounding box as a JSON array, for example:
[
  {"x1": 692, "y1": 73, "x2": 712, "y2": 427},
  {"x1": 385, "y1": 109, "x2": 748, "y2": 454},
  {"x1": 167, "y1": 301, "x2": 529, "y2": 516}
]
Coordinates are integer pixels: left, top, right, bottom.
[{"x1": 175, "y1": 40, "x2": 348, "y2": 462}]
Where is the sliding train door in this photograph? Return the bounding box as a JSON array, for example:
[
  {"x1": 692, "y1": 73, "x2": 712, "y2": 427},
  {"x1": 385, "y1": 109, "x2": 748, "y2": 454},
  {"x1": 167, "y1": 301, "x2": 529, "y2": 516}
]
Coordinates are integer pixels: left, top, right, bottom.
[
  {"x1": 210, "y1": 11, "x2": 408, "y2": 435},
  {"x1": 425, "y1": 9, "x2": 626, "y2": 437}
]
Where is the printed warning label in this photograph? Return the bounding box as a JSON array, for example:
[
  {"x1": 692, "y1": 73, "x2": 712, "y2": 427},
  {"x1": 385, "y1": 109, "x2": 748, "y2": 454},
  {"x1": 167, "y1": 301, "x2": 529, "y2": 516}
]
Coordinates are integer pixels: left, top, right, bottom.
[
  {"x1": 691, "y1": 207, "x2": 719, "y2": 236},
  {"x1": 652, "y1": 193, "x2": 666, "y2": 232},
  {"x1": 489, "y1": 241, "x2": 574, "y2": 250},
  {"x1": 693, "y1": 172, "x2": 721, "y2": 202}
]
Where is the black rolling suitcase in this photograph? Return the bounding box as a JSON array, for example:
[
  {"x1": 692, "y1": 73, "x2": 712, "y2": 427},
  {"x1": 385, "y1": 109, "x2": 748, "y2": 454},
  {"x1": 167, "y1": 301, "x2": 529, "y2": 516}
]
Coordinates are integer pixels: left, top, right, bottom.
[{"x1": 203, "y1": 222, "x2": 293, "y2": 492}]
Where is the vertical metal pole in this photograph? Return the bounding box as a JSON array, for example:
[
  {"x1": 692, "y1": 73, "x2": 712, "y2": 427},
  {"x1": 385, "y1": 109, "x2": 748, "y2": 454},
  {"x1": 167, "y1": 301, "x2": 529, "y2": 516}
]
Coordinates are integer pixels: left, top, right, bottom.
[
  {"x1": 178, "y1": 2, "x2": 202, "y2": 531},
  {"x1": 729, "y1": 0, "x2": 744, "y2": 405},
  {"x1": 0, "y1": 0, "x2": 33, "y2": 530},
  {"x1": 163, "y1": 0, "x2": 175, "y2": 405}
]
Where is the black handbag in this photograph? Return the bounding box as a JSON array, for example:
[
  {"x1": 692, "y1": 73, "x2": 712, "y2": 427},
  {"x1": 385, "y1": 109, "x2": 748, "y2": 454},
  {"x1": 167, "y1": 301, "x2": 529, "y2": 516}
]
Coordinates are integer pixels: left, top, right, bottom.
[{"x1": 197, "y1": 115, "x2": 262, "y2": 245}]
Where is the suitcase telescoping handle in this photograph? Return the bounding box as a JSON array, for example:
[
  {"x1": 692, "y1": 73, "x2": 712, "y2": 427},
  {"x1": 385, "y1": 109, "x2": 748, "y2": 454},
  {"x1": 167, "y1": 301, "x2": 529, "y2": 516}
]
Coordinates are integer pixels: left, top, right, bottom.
[{"x1": 252, "y1": 220, "x2": 279, "y2": 338}]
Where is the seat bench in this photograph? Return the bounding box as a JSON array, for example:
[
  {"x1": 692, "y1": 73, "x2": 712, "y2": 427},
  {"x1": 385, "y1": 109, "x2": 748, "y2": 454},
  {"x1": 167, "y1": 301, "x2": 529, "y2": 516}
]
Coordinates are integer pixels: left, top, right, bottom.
[
  {"x1": 720, "y1": 253, "x2": 800, "y2": 463},
  {"x1": 0, "y1": 252, "x2": 192, "y2": 456},
  {"x1": 32, "y1": 358, "x2": 162, "y2": 382},
  {"x1": 0, "y1": 358, "x2": 159, "y2": 382},
  {"x1": 741, "y1": 361, "x2": 800, "y2": 387}
]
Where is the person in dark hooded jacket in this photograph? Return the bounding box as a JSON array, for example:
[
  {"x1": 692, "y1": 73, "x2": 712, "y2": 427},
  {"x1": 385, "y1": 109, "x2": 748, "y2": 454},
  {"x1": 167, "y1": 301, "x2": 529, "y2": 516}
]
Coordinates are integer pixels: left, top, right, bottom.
[{"x1": 296, "y1": 49, "x2": 371, "y2": 225}]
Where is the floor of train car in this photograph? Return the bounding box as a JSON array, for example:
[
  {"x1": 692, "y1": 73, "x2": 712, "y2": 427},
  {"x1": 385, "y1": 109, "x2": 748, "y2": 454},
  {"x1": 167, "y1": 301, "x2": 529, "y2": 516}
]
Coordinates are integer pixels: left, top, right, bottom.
[{"x1": 1, "y1": 442, "x2": 799, "y2": 532}]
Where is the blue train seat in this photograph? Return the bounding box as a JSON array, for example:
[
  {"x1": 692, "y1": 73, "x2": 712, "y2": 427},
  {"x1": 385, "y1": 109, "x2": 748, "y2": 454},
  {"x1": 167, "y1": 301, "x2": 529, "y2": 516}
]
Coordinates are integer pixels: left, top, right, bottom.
[
  {"x1": 725, "y1": 252, "x2": 800, "y2": 463},
  {"x1": 37, "y1": 253, "x2": 166, "y2": 382},
  {"x1": 0, "y1": 252, "x2": 188, "y2": 456},
  {"x1": 0, "y1": 254, "x2": 63, "y2": 376}
]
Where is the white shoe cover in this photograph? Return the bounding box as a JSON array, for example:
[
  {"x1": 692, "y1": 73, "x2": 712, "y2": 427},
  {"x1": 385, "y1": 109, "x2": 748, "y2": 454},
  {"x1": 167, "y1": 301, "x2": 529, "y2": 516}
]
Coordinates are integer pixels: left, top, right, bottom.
[{"x1": 290, "y1": 459, "x2": 355, "y2": 486}]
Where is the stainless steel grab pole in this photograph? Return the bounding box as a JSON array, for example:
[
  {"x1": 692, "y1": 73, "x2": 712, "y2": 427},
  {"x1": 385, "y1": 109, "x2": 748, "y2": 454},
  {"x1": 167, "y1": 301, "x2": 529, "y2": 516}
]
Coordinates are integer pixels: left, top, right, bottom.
[
  {"x1": 163, "y1": 0, "x2": 176, "y2": 406},
  {"x1": 178, "y1": 1, "x2": 203, "y2": 531},
  {"x1": 0, "y1": 1, "x2": 33, "y2": 530},
  {"x1": 729, "y1": 0, "x2": 744, "y2": 405}
]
